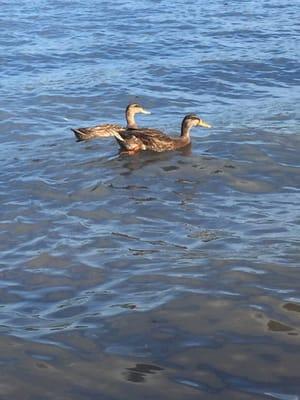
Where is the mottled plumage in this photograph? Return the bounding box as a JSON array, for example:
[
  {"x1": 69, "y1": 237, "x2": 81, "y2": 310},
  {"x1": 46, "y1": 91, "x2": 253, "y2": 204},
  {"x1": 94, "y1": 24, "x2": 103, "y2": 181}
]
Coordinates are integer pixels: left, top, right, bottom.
[
  {"x1": 114, "y1": 114, "x2": 211, "y2": 153},
  {"x1": 72, "y1": 124, "x2": 124, "y2": 141},
  {"x1": 71, "y1": 103, "x2": 150, "y2": 142}
]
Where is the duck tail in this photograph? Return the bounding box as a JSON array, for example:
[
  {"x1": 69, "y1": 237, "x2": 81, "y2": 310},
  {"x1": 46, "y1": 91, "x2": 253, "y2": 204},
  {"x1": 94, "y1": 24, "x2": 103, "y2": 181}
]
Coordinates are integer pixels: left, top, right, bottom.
[
  {"x1": 113, "y1": 131, "x2": 125, "y2": 142},
  {"x1": 71, "y1": 128, "x2": 86, "y2": 142},
  {"x1": 112, "y1": 131, "x2": 129, "y2": 150}
]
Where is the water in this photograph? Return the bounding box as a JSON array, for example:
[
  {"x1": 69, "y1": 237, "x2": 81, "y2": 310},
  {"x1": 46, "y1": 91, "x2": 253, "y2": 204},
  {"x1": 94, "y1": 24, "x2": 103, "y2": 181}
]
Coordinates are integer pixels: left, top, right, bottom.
[{"x1": 1, "y1": 0, "x2": 300, "y2": 398}]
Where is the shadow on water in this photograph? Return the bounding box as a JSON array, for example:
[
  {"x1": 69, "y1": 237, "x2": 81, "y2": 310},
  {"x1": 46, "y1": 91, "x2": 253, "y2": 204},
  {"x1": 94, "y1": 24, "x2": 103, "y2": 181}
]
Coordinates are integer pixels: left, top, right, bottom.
[{"x1": 125, "y1": 363, "x2": 164, "y2": 383}]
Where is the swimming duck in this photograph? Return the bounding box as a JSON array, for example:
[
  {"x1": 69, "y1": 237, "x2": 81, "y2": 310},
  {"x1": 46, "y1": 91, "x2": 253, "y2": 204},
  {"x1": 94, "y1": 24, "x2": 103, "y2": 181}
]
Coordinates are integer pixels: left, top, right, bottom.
[
  {"x1": 71, "y1": 103, "x2": 151, "y2": 141},
  {"x1": 113, "y1": 114, "x2": 211, "y2": 153}
]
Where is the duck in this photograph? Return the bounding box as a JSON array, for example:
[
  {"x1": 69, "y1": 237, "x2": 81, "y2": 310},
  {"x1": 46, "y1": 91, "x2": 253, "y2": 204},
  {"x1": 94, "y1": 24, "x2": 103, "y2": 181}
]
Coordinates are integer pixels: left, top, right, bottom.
[
  {"x1": 113, "y1": 114, "x2": 211, "y2": 153},
  {"x1": 71, "y1": 103, "x2": 151, "y2": 142}
]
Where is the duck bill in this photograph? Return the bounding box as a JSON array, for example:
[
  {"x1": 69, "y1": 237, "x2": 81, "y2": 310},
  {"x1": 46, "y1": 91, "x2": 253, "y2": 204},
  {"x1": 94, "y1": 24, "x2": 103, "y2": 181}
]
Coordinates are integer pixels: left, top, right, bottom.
[
  {"x1": 198, "y1": 119, "x2": 211, "y2": 128},
  {"x1": 141, "y1": 108, "x2": 151, "y2": 115}
]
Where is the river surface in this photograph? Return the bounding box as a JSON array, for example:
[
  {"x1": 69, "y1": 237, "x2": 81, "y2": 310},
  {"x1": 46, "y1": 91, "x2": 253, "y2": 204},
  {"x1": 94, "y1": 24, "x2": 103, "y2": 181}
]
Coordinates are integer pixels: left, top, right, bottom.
[{"x1": 1, "y1": 0, "x2": 300, "y2": 399}]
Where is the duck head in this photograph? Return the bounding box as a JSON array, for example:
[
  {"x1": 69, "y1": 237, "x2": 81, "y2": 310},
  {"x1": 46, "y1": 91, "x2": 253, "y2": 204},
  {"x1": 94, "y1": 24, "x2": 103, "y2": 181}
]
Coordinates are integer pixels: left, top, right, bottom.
[
  {"x1": 126, "y1": 103, "x2": 151, "y2": 129},
  {"x1": 181, "y1": 114, "x2": 211, "y2": 137}
]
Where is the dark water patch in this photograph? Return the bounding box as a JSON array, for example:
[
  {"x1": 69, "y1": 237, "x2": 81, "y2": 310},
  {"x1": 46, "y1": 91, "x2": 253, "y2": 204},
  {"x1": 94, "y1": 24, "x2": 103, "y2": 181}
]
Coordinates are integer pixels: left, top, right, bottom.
[
  {"x1": 125, "y1": 363, "x2": 164, "y2": 383},
  {"x1": 267, "y1": 320, "x2": 295, "y2": 333},
  {"x1": 283, "y1": 303, "x2": 300, "y2": 314}
]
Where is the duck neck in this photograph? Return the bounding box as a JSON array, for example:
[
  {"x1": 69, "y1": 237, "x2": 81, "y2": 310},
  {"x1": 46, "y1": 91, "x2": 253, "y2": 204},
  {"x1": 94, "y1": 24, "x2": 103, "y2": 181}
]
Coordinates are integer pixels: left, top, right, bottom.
[
  {"x1": 181, "y1": 120, "x2": 192, "y2": 141},
  {"x1": 126, "y1": 110, "x2": 138, "y2": 129}
]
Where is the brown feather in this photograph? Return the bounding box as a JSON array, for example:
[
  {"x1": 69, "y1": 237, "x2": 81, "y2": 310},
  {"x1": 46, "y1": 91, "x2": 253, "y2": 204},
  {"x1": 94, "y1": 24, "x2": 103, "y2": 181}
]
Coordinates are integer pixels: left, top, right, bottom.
[
  {"x1": 114, "y1": 114, "x2": 211, "y2": 153},
  {"x1": 116, "y1": 128, "x2": 190, "y2": 152},
  {"x1": 71, "y1": 103, "x2": 151, "y2": 142},
  {"x1": 72, "y1": 124, "x2": 125, "y2": 141}
]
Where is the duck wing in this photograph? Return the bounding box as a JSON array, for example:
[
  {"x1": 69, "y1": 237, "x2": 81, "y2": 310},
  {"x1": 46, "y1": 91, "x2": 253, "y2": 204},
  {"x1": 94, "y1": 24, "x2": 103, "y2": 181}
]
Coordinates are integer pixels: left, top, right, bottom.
[
  {"x1": 119, "y1": 128, "x2": 181, "y2": 152},
  {"x1": 72, "y1": 124, "x2": 124, "y2": 141}
]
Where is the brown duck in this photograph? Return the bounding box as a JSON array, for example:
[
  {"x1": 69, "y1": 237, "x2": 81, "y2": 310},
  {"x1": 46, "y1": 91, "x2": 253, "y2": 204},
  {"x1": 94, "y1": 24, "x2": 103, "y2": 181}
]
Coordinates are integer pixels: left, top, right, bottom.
[
  {"x1": 71, "y1": 103, "x2": 151, "y2": 142},
  {"x1": 113, "y1": 114, "x2": 211, "y2": 153}
]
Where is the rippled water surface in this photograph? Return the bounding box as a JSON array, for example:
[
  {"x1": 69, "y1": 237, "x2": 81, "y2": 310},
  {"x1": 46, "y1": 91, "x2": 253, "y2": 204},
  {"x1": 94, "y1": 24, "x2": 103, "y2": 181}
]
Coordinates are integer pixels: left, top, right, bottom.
[{"x1": 1, "y1": 0, "x2": 300, "y2": 399}]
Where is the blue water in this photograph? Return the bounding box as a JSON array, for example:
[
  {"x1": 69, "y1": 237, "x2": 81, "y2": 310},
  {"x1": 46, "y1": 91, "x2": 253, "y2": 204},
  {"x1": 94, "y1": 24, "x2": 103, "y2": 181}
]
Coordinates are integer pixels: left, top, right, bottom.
[{"x1": 1, "y1": 1, "x2": 300, "y2": 399}]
